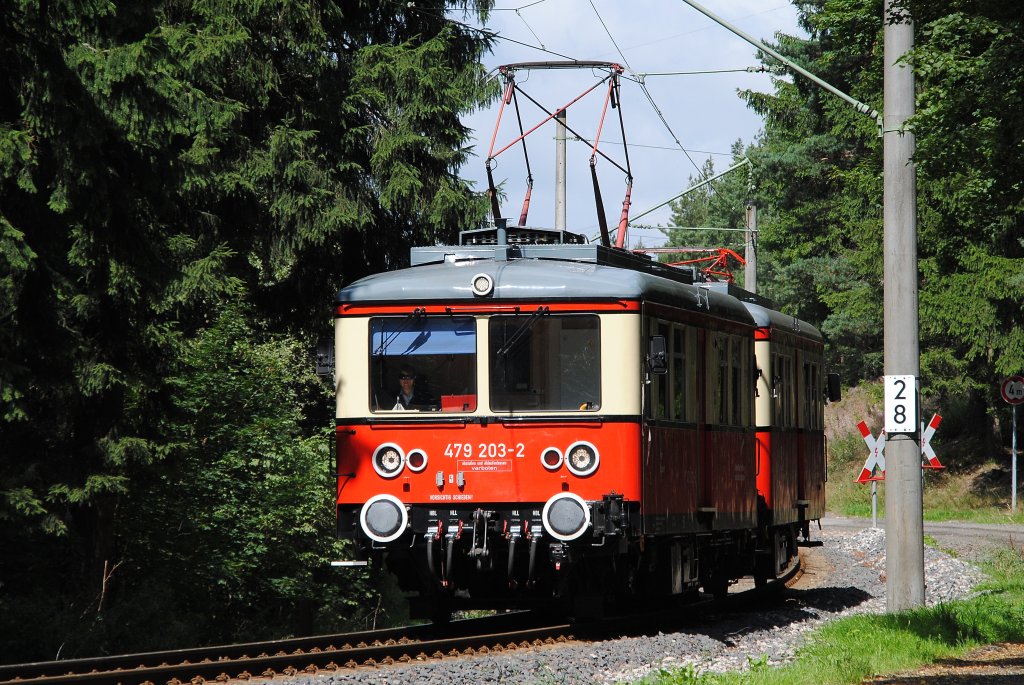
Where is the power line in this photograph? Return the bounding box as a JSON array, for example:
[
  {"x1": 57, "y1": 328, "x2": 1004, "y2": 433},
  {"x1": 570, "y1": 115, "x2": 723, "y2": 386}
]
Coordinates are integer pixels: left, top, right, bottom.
[
  {"x1": 619, "y1": 2, "x2": 793, "y2": 53},
  {"x1": 582, "y1": 1, "x2": 705, "y2": 181},
  {"x1": 635, "y1": 224, "x2": 749, "y2": 232},
  {"x1": 433, "y1": 2, "x2": 777, "y2": 213},
  {"x1": 639, "y1": 65, "x2": 785, "y2": 76},
  {"x1": 421, "y1": 8, "x2": 580, "y2": 62},
  {"x1": 513, "y1": 5, "x2": 546, "y2": 48},
  {"x1": 588, "y1": 0, "x2": 632, "y2": 70},
  {"x1": 634, "y1": 81, "x2": 705, "y2": 178},
  {"x1": 569, "y1": 136, "x2": 734, "y2": 156},
  {"x1": 490, "y1": 0, "x2": 550, "y2": 10}
]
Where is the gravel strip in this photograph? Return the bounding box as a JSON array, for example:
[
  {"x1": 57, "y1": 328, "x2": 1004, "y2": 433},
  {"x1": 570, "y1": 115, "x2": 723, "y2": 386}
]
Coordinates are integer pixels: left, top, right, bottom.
[{"x1": 300, "y1": 527, "x2": 987, "y2": 685}]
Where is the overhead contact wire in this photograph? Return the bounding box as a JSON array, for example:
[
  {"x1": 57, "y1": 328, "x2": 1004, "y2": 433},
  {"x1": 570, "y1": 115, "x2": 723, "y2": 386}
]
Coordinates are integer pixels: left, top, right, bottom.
[
  {"x1": 586, "y1": 0, "x2": 708, "y2": 195},
  {"x1": 588, "y1": 0, "x2": 632, "y2": 71}
]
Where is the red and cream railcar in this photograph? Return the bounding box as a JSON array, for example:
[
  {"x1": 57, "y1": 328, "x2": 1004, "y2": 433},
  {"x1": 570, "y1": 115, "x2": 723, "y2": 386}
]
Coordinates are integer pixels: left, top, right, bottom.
[
  {"x1": 747, "y1": 301, "x2": 828, "y2": 576},
  {"x1": 700, "y1": 288, "x2": 830, "y2": 580},
  {"x1": 329, "y1": 227, "x2": 831, "y2": 618}
]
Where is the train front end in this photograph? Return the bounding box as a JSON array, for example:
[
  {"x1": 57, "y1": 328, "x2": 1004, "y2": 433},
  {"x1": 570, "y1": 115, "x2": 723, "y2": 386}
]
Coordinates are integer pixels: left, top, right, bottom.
[{"x1": 331, "y1": 240, "x2": 644, "y2": 616}]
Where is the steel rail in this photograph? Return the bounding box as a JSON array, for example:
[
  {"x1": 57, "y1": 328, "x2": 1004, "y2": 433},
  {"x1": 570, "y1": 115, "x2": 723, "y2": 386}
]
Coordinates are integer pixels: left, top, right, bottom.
[
  {"x1": 2, "y1": 552, "x2": 810, "y2": 685},
  {"x1": 0, "y1": 623, "x2": 573, "y2": 685},
  {"x1": 0, "y1": 612, "x2": 554, "y2": 684}
]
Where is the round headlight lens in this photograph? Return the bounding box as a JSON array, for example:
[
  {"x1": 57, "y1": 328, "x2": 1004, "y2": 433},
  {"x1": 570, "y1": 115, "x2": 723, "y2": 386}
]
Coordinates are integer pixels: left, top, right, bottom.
[
  {"x1": 372, "y1": 443, "x2": 405, "y2": 478},
  {"x1": 406, "y1": 449, "x2": 428, "y2": 472},
  {"x1": 541, "y1": 493, "x2": 591, "y2": 541},
  {"x1": 564, "y1": 441, "x2": 599, "y2": 477},
  {"x1": 471, "y1": 272, "x2": 494, "y2": 297},
  {"x1": 360, "y1": 494, "x2": 408, "y2": 543}
]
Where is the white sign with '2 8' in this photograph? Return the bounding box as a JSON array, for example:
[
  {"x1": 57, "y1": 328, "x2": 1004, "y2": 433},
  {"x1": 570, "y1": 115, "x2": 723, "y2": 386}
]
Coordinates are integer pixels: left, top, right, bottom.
[{"x1": 884, "y1": 375, "x2": 918, "y2": 435}]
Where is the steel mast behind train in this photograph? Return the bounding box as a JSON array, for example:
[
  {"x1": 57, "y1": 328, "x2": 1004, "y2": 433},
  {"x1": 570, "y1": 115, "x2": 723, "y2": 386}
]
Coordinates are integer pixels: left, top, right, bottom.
[{"x1": 327, "y1": 223, "x2": 837, "y2": 620}]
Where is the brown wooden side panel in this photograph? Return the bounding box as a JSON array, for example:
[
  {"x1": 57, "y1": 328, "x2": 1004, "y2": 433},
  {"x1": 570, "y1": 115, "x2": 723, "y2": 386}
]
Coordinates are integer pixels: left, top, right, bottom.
[
  {"x1": 642, "y1": 425, "x2": 700, "y2": 534},
  {"x1": 703, "y1": 428, "x2": 757, "y2": 531},
  {"x1": 802, "y1": 429, "x2": 826, "y2": 521},
  {"x1": 770, "y1": 430, "x2": 801, "y2": 525}
]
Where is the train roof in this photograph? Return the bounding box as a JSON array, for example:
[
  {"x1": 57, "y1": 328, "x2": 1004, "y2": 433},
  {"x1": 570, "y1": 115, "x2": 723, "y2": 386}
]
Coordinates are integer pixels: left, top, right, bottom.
[
  {"x1": 741, "y1": 301, "x2": 824, "y2": 342},
  {"x1": 337, "y1": 241, "x2": 755, "y2": 325},
  {"x1": 337, "y1": 226, "x2": 822, "y2": 340}
]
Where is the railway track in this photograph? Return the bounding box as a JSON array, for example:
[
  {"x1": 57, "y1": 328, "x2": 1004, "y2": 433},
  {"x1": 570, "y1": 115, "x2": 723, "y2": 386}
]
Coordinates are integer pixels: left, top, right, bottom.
[
  {"x1": 0, "y1": 556, "x2": 808, "y2": 685},
  {"x1": 0, "y1": 613, "x2": 573, "y2": 685}
]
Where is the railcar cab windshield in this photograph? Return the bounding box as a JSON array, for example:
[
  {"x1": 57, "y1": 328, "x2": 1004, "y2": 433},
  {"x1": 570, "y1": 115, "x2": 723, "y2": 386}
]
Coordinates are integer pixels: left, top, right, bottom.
[
  {"x1": 367, "y1": 313, "x2": 602, "y2": 414},
  {"x1": 370, "y1": 316, "x2": 477, "y2": 412},
  {"x1": 490, "y1": 313, "x2": 601, "y2": 411}
]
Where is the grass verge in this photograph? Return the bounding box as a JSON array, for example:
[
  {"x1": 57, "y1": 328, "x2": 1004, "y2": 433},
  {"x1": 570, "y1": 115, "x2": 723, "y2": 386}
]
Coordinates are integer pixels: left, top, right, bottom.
[
  {"x1": 825, "y1": 433, "x2": 1024, "y2": 525},
  {"x1": 638, "y1": 544, "x2": 1024, "y2": 685},
  {"x1": 827, "y1": 471, "x2": 1024, "y2": 525}
]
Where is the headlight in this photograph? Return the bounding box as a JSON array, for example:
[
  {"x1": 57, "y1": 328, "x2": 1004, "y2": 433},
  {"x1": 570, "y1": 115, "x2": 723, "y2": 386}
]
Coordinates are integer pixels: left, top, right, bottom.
[
  {"x1": 406, "y1": 449, "x2": 428, "y2": 473},
  {"x1": 471, "y1": 272, "x2": 494, "y2": 297},
  {"x1": 564, "y1": 441, "x2": 599, "y2": 477},
  {"x1": 360, "y1": 494, "x2": 408, "y2": 543},
  {"x1": 541, "y1": 492, "x2": 591, "y2": 541},
  {"x1": 372, "y1": 443, "x2": 405, "y2": 478},
  {"x1": 541, "y1": 447, "x2": 563, "y2": 471}
]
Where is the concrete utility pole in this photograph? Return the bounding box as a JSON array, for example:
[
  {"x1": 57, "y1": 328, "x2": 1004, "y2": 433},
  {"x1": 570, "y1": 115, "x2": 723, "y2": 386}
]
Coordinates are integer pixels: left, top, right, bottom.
[
  {"x1": 744, "y1": 202, "x2": 757, "y2": 293},
  {"x1": 555, "y1": 109, "x2": 567, "y2": 231},
  {"x1": 883, "y1": 1, "x2": 925, "y2": 611},
  {"x1": 677, "y1": 0, "x2": 925, "y2": 614}
]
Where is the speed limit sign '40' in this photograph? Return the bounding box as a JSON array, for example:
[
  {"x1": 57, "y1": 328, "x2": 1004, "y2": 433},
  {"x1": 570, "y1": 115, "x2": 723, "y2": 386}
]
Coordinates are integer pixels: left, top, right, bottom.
[
  {"x1": 1002, "y1": 376, "x2": 1024, "y2": 405},
  {"x1": 885, "y1": 374, "x2": 918, "y2": 435}
]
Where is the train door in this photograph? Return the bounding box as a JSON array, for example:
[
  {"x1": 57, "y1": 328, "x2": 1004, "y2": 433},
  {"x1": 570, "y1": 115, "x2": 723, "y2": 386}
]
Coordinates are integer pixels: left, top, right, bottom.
[
  {"x1": 641, "y1": 312, "x2": 701, "y2": 534},
  {"x1": 770, "y1": 343, "x2": 798, "y2": 525},
  {"x1": 797, "y1": 350, "x2": 826, "y2": 522}
]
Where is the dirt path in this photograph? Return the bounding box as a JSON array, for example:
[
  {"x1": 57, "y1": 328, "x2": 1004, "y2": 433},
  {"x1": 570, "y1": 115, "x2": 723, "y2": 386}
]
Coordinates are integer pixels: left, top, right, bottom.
[{"x1": 862, "y1": 642, "x2": 1024, "y2": 684}]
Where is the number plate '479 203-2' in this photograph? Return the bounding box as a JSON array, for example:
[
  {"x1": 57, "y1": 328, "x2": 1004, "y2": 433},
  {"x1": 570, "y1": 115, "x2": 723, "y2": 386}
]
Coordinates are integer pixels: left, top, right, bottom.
[{"x1": 444, "y1": 442, "x2": 526, "y2": 460}]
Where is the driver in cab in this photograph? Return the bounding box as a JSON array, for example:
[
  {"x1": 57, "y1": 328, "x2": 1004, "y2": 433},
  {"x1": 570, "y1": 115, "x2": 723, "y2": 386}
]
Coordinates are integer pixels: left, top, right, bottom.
[{"x1": 393, "y1": 368, "x2": 432, "y2": 410}]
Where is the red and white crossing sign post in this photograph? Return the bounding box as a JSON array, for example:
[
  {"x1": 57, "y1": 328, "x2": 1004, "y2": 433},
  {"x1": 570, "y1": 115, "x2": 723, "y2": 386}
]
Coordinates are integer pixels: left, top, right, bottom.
[
  {"x1": 856, "y1": 420, "x2": 886, "y2": 528},
  {"x1": 920, "y1": 413, "x2": 945, "y2": 470},
  {"x1": 1001, "y1": 376, "x2": 1024, "y2": 512},
  {"x1": 855, "y1": 414, "x2": 945, "y2": 528},
  {"x1": 856, "y1": 420, "x2": 887, "y2": 485}
]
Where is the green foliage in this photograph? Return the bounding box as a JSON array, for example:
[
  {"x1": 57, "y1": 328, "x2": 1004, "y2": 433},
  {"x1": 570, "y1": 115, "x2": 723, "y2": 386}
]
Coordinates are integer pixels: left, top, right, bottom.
[
  {"x1": 827, "y1": 432, "x2": 864, "y2": 471},
  {"x1": 0, "y1": 0, "x2": 494, "y2": 661},
  {"x1": 734, "y1": 1, "x2": 1023, "y2": 440},
  {"x1": 661, "y1": 141, "x2": 753, "y2": 287},
  {"x1": 118, "y1": 308, "x2": 383, "y2": 645},
  {"x1": 640, "y1": 663, "x2": 708, "y2": 685},
  {"x1": 0, "y1": 309, "x2": 386, "y2": 658},
  {"x1": 735, "y1": 0, "x2": 884, "y2": 384}
]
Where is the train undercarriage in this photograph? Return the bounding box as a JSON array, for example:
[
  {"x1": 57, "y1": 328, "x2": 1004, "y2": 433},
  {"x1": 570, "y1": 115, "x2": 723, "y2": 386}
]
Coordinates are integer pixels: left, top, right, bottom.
[{"x1": 343, "y1": 501, "x2": 809, "y2": 621}]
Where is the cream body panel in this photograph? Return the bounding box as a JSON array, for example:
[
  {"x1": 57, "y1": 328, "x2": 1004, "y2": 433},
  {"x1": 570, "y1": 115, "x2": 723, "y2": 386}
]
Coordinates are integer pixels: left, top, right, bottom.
[
  {"x1": 754, "y1": 338, "x2": 773, "y2": 428},
  {"x1": 336, "y1": 317, "x2": 371, "y2": 419},
  {"x1": 599, "y1": 312, "x2": 641, "y2": 415}
]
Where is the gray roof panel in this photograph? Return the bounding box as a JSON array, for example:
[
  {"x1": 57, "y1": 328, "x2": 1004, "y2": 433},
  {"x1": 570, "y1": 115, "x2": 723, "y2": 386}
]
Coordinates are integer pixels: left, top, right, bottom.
[
  {"x1": 742, "y1": 302, "x2": 824, "y2": 342},
  {"x1": 337, "y1": 256, "x2": 755, "y2": 325}
]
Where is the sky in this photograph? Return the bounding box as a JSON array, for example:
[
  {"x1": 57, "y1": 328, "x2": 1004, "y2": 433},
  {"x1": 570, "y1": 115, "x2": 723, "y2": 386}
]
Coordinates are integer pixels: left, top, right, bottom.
[{"x1": 453, "y1": 0, "x2": 807, "y2": 248}]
